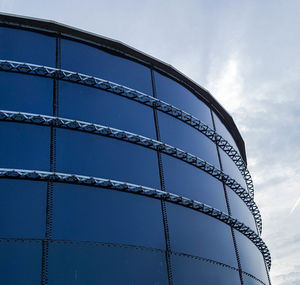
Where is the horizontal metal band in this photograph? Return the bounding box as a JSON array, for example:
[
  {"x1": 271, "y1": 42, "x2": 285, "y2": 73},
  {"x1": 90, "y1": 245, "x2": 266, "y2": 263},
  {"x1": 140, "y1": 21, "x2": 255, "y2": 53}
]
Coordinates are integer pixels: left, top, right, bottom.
[
  {"x1": 0, "y1": 168, "x2": 271, "y2": 269},
  {"x1": 0, "y1": 59, "x2": 254, "y2": 199},
  {"x1": 0, "y1": 110, "x2": 262, "y2": 234},
  {"x1": 0, "y1": 237, "x2": 266, "y2": 283}
]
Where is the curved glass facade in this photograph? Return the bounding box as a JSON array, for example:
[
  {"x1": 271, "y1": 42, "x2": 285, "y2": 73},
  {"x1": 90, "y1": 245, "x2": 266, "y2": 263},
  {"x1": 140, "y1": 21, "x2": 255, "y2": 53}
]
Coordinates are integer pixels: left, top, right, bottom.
[{"x1": 0, "y1": 14, "x2": 271, "y2": 285}]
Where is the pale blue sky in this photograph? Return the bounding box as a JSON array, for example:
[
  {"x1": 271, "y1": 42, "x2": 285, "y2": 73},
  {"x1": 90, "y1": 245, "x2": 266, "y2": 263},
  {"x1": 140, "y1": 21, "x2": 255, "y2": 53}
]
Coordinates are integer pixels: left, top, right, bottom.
[{"x1": 1, "y1": 1, "x2": 300, "y2": 284}]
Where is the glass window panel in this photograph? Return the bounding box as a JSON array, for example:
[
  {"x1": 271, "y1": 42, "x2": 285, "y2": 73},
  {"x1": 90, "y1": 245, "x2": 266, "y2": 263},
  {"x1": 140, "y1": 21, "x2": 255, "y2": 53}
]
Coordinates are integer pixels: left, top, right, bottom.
[
  {"x1": 56, "y1": 129, "x2": 160, "y2": 189},
  {"x1": 52, "y1": 183, "x2": 165, "y2": 249},
  {"x1": 0, "y1": 122, "x2": 50, "y2": 171},
  {"x1": 158, "y1": 112, "x2": 219, "y2": 166},
  {"x1": 242, "y1": 273, "x2": 268, "y2": 285},
  {"x1": 235, "y1": 230, "x2": 269, "y2": 284},
  {"x1": 213, "y1": 112, "x2": 240, "y2": 154},
  {"x1": 154, "y1": 71, "x2": 213, "y2": 128},
  {"x1": 0, "y1": 179, "x2": 46, "y2": 238},
  {"x1": 61, "y1": 39, "x2": 152, "y2": 94},
  {"x1": 0, "y1": 240, "x2": 42, "y2": 285},
  {"x1": 167, "y1": 203, "x2": 237, "y2": 267},
  {"x1": 162, "y1": 155, "x2": 227, "y2": 213},
  {"x1": 0, "y1": 27, "x2": 56, "y2": 66},
  {"x1": 59, "y1": 81, "x2": 156, "y2": 138},
  {"x1": 171, "y1": 254, "x2": 241, "y2": 285},
  {"x1": 48, "y1": 241, "x2": 168, "y2": 285},
  {"x1": 227, "y1": 186, "x2": 258, "y2": 234},
  {"x1": 0, "y1": 73, "x2": 53, "y2": 115},
  {"x1": 219, "y1": 149, "x2": 247, "y2": 189}
]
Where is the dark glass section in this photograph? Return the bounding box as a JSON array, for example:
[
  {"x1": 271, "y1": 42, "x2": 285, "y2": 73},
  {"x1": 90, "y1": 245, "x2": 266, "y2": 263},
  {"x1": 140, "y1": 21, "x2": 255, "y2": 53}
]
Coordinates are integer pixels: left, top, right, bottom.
[
  {"x1": 213, "y1": 112, "x2": 240, "y2": 154},
  {"x1": 227, "y1": 186, "x2": 258, "y2": 233},
  {"x1": 56, "y1": 129, "x2": 160, "y2": 189},
  {"x1": 0, "y1": 179, "x2": 46, "y2": 238},
  {"x1": 59, "y1": 81, "x2": 156, "y2": 138},
  {"x1": 0, "y1": 240, "x2": 42, "y2": 285},
  {"x1": 162, "y1": 155, "x2": 227, "y2": 213},
  {"x1": 242, "y1": 274, "x2": 267, "y2": 285},
  {"x1": 171, "y1": 254, "x2": 241, "y2": 285},
  {"x1": 167, "y1": 203, "x2": 237, "y2": 267},
  {"x1": 219, "y1": 149, "x2": 247, "y2": 189},
  {"x1": 0, "y1": 122, "x2": 50, "y2": 171},
  {"x1": 48, "y1": 241, "x2": 168, "y2": 285},
  {"x1": 52, "y1": 183, "x2": 165, "y2": 249},
  {"x1": 235, "y1": 230, "x2": 269, "y2": 284},
  {"x1": 158, "y1": 112, "x2": 219, "y2": 166},
  {"x1": 61, "y1": 39, "x2": 152, "y2": 94},
  {"x1": 154, "y1": 71, "x2": 213, "y2": 128},
  {"x1": 0, "y1": 73, "x2": 53, "y2": 115},
  {"x1": 0, "y1": 27, "x2": 56, "y2": 66}
]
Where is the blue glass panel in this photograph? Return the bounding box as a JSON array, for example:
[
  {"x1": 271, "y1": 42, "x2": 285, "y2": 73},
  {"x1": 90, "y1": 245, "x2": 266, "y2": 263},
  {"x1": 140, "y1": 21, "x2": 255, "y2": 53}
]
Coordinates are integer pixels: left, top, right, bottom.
[
  {"x1": 52, "y1": 183, "x2": 165, "y2": 249},
  {"x1": 171, "y1": 254, "x2": 241, "y2": 285},
  {"x1": 0, "y1": 73, "x2": 53, "y2": 115},
  {"x1": 227, "y1": 186, "x2": 258, "y2": 233},
  {"x1": 48, "y1": 241, "x2": 168, "y2": 285},
  {"x1": 242, "y1": 273, "x2": 268, "y2": 285},
  {"x1": 0, "y1": 122, "x2": 50, "y2": 171},
  {"x1": 56, "y1": 129, "x2": 160, "y2": 189},
  {"x1": 0, "y1": 27, "x2": 56, "y2": 66},
  {"x1": 235, "y1": 230, "x2": 269, "y2": 284},
  {"x1": 162, "y1": 155, "x2": 227, "y2": 213},
  {"x1": 59, "y1": 81, "x2": 156, "y2": 138},
  {"x1": 0, "y1": 179, "x2": 46, "y2": 238},
  {"x1": 158, "y1": 112, "x2": 219, "y2": 166},
  {"x1": 213, "y1": 112, "x2": 240, "y2": 154},
  {"x1": 154, "y1": 71, "x2": 213, "y2": 128},
  {"x1": 0, "y1": 240, "x2": 42, "y2": 285},
  {"x1": 61, "y1": 39, "x2": 152, "y2": 94},
  {"x1": 167, "y1": 203, "x2": 237, "y2": 267},
  {"x1": 219, "y1": 149, "x2": 247, "y2": 189}
]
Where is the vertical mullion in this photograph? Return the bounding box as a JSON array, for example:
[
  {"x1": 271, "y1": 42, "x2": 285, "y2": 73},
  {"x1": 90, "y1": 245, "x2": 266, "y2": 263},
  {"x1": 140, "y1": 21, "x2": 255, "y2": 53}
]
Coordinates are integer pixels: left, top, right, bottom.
[
  {"x1": 151, "y1": 68, "x2": 173, "y2": 285},
  {"x1": 211, "y1": 110, "x2": 244, "y2": 285},
  {"x1": 41, "y1": 34, "x2": 61, "y2": 285}
]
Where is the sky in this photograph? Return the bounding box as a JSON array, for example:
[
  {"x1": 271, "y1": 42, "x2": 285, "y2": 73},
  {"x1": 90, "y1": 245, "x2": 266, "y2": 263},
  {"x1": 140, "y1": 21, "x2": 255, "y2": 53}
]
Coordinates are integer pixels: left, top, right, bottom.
[{"x1": 1, "y1": 1, "x2": 299, "y2": 284}]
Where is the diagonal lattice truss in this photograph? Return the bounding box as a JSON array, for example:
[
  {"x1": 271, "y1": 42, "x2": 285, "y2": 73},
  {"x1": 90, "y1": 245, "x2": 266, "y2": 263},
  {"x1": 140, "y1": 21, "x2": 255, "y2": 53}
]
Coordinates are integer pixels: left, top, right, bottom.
[
  {"x1": 0, "y1": 60, "x2": 255, "y2": 198},
  {"x1": 0, "y1": 110, "x2": 262, "y2": 234},
  {"x1": 0, "y1": 168, "x2": 271, "y2": 270}
]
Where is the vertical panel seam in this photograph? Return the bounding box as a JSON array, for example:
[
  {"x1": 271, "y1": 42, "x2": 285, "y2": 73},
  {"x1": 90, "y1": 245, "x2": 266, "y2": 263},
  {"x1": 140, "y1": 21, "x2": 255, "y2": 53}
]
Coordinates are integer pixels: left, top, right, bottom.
[
  {"x1": 211, "y1": 110, "x2": 244, "y2": 285},
  {"x1": 151, "y1": 68, "x2": 173, "y2": 285}
]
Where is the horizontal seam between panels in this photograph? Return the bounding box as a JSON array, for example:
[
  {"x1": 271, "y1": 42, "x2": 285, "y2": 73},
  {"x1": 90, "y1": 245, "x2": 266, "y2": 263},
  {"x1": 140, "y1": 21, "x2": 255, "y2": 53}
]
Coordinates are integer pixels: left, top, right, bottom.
[
  {"x1": 0, "y1": 168, "x2": 271, "y2": 269},
  {"x1": 0, "y1": 59, "x2": 254, "y2": 200},
  {"x1": 0, "y1": 109, "x2": 262, "y2": 234}
]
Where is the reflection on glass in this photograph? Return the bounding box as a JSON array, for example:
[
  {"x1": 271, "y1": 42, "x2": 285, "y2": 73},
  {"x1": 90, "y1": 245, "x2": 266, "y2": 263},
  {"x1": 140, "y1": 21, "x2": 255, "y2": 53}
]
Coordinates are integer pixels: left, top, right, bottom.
[
  {"x1": 0, "y1": 27, "x2": 56, "y2": 66},
  {"x1": 154, "y1": 71, "x2": 213, "y2": 128},
  {"x1": 48, "y1": 241, "x2": 168, "y2": 284},
  {"x1": 0, "y1": 240, "x2": 42, "y2": 285},
  {"x1": 0, "y1": 73, "x2": 53, "y2": 115},
  {"x1": 52, "y1": 183, "x2": 165, "y2": 249},
  {"x1": 56, "y1": 129, "x2": 160, "y2": 189},
  {"x1": 219, "y1": 149, "x2": 247, "y2": 189},
  {"x1": 162, "y1": 155, "x2": 227, "y2": 213},
  {"x1": 0, "y1": 122, "x2": 50, "y2": 171},
  {"x1": 235, "y1": 230, "x2": 269, "y2": 284},
  {"x1": 158, "y1": 112, "x2": 219, "y2": 167},
  {"x1": 213, "y1": 112, "x2": 240, "y2": 154},
  {"x1": 226, "y1": 186, "x2": 258, "y2": 233},
  {"x1": 59, "y1": 81, "x2": 156, "y2": 138},
  {"x1": 61, "y1": 39, "x2": 153, "y2": 94},
  {"x1": 171, "y1": 254, "x2": 241, "y2": 285},
  {"x1": 167, "y1": 203, "x2": 237, "y2": 267},
  {"x1": 0, "y1": 179, "x2": 46, "y2": 238}
]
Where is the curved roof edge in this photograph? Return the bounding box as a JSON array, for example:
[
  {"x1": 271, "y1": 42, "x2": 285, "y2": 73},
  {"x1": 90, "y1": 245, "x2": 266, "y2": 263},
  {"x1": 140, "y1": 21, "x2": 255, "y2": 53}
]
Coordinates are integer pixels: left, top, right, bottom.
[{"x1": 0, "y1": 12, "x2": 247, "y2": 163}]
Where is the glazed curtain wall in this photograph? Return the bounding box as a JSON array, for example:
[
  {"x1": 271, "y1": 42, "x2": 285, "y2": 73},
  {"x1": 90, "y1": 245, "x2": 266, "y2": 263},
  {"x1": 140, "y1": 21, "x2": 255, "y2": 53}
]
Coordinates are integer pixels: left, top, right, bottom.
[{"x1": 0, "y1": 26, "x2": 270, "y2": 285}]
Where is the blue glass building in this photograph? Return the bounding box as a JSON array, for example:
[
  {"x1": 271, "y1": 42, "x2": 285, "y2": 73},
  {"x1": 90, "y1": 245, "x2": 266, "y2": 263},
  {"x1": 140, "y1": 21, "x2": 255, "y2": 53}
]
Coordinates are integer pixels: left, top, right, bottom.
[{"x1": 0, "y1": 13, "x2": 271, "y2": 285}]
